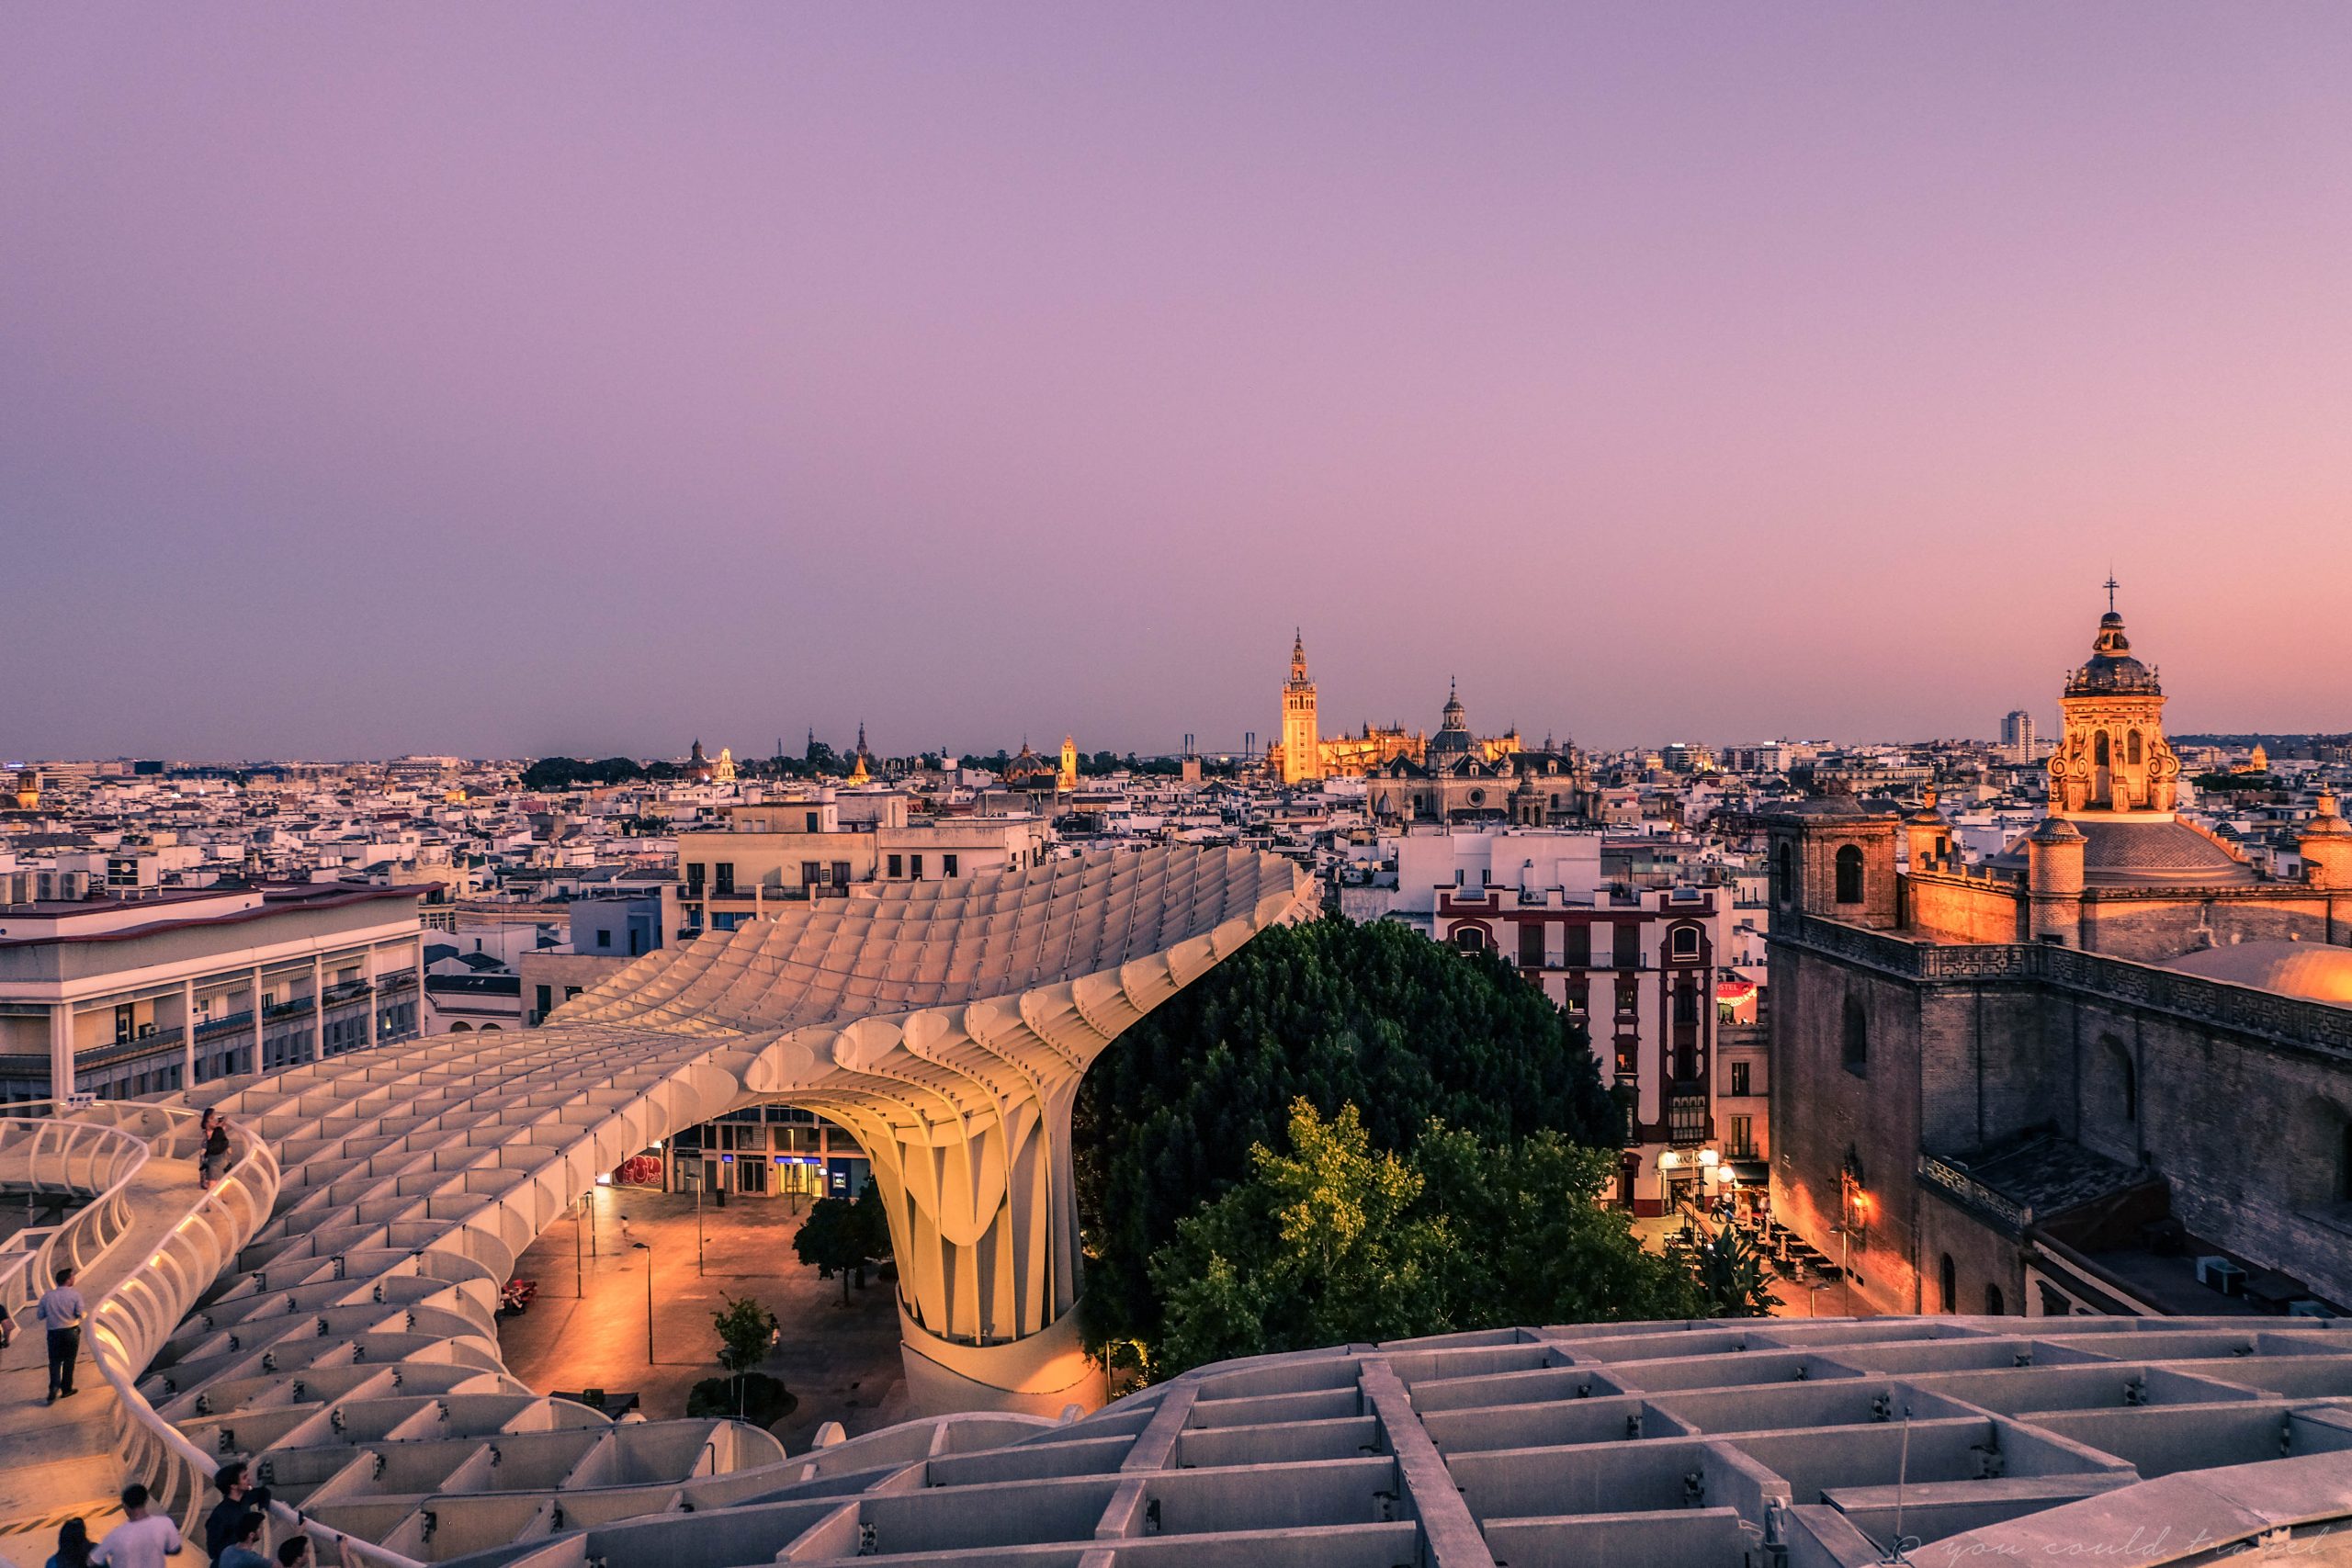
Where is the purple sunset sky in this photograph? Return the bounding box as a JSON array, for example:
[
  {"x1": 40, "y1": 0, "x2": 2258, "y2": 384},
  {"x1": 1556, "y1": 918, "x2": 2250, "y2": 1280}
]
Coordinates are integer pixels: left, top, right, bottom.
[{"x1": 6, "y1": 5, "x2": 2349, "y2": 761}]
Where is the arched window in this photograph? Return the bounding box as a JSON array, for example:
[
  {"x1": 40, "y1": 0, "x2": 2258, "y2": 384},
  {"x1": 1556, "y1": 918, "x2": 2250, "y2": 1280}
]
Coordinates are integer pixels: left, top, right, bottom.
[
  {"x1": 1985, "y1": 1283, "x2": 2007, "y2": 1315},
  {"x1": 1835, "y1": 844, "x2": 1864, "y2": 905},
  {"x1": 1939, "y1": 1254, "x2": 1956, "y2": 1314},
  {"x1": 2095, "y1": 732, "x2": 2110, "y2": 766},
  {"x1": 2128, "y1": 730, "x2": 2143, "y2": 764},
  {"x1": 2117, "y1": 1045, "x2": 2136, "y2": 1122},
  {"x1": 1672, "y1": 926, "x2": 1700, "y2": 957},
  {"x1": 1776, "y1": 842, "x2": 1795, "y2": 908},
  {"x1": 480, "y1": 1022, "x2": 501, "y2": 1032},
  {"x1": 1453, "y1": 926, "x2": 1488, "y2": 953},
  {"x1": 449, "y1": 1021, "x2": 472, "y2": 1032},
  {"x1": 1841, "y1": 995, "x2": 1869, "y2": 1077}
]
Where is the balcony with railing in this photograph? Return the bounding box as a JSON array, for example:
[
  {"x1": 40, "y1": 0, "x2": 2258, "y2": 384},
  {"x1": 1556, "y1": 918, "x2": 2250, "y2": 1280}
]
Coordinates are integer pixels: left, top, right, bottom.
[{"x1": 1666, "y1": 1089, "x2": 1710, "y2": 1147}]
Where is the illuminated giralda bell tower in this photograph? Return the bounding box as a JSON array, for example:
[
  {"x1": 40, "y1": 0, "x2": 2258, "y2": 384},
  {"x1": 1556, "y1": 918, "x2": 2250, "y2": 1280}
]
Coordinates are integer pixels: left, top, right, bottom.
[{"x1": 1280, "y1": 629, "x2": 1321, "y2": 784}]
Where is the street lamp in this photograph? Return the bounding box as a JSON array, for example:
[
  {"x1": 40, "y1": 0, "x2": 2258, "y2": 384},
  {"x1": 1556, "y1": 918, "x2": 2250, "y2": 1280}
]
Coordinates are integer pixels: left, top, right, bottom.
[{"x1": 631, "y1": 1240, "x2": 653, "y2": 1365}]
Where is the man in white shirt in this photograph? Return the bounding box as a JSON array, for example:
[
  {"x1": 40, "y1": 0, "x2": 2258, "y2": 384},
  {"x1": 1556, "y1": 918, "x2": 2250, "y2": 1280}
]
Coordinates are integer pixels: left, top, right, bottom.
[
  {"x1": 35, "y1": 1267, "x2": 85, "y2": 1404},
  {"x1": 90, "y1": 1484, "x2": 183, "y2": 1568}
]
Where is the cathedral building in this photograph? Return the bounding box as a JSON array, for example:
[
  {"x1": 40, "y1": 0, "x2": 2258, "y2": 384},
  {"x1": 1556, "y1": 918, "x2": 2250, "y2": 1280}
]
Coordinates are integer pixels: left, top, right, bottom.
[
  {"x1": 1365, "y1": 679, "x2": 1590, "y2": 826},
  {"x1": 1269, "y1": 632, "x2": 1553, "y2": 794},
  {"x1": 1766, "y1": 593, "x2": 2352, "y2": 1323}
]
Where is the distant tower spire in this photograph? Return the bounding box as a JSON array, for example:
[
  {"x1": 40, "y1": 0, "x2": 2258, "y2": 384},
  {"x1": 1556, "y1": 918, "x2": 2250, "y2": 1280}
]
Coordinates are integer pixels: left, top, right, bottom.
[
  {"x1": 1279, "y1": 627, "x2": 1321, "y2": 784},
  {"x1": 2105, "y1": 572, "x2": 2119, "y2": 614}
]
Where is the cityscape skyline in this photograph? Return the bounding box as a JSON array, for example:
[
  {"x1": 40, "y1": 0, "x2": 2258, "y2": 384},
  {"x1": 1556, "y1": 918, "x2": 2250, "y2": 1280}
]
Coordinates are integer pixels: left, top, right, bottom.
[
  {"x1": 13, "y1": 10, "x2": 2352, "y2": 1562},
  {"x1": 7, "y1": 594, "x2": 2346, "y2": 765},
  {"x1": 10, "y1": 6, "x2": 2352, "y2": 757}
]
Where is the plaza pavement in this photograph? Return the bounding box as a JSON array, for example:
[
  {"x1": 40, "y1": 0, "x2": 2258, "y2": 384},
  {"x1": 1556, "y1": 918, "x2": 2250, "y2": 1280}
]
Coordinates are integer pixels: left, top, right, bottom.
[{"x1": 494, "y1": 1184, "x2": 910, "y2": 1453}]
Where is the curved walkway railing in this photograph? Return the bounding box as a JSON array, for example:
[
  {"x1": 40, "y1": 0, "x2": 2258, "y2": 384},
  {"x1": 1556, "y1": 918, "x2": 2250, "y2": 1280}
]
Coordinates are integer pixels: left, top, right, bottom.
[
  {"x1": 85, "y1": 1113, "x2": 281, "y2": 1549},
  {"x1": 0, "y1": 1101, "x2": 169, "y2": 1330},
  {"x1": 0, "y1": 1102, "x2": 283, "y2": 1551}
]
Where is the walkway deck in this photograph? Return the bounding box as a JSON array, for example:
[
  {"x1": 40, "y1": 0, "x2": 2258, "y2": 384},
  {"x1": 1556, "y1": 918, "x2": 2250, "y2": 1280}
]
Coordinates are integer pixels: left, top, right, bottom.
[{"x1": 0, "y1": 1155, "x2": 205, "y2": 1562}]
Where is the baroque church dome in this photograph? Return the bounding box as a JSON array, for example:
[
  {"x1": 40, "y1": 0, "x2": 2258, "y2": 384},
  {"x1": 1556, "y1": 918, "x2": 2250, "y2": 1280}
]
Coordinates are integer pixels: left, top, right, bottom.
[
  {"x1": 2169, "y1": 940, "x2": 2352, "y2": 1006},
  {"x1": 2066, "y1": 610, "x2": 2160, "y2": 695},
  {"x1": 1991, "y1": 813, "x2": 2255, "y2": 888}
]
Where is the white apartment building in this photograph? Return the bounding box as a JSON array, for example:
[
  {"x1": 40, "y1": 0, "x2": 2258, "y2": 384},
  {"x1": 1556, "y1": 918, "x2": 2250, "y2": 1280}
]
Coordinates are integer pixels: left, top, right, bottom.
[
  {"x1": 674, "y1": 791, "x2": 1051, "y2": 933},
  {"x1": 0, "y1": 884, "x2": 427, "y2": 1101}
]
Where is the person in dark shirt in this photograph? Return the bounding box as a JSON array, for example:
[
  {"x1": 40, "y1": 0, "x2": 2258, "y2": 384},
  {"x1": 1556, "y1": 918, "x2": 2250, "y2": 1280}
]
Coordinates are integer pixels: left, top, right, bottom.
[
  {"x1": 46, "y1": 1518, "x2": 92, "y2": 1568},
  {"x1": 202, "y1": 1462, "x2": 267, "y2": 1562},
  {"x1": 200, "y1": 1117, "x2": 232, "y2": 1190}
]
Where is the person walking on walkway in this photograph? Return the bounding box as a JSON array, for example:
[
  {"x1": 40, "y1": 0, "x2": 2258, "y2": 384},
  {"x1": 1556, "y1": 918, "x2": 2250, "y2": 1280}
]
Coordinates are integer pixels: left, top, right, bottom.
[
  {"x1": 200, "y1": 1115, "x2": 232, "y2": 1190},
  {"x1": 46, "y1": 1518, "x2": 93, "y2": 1568},
  {"x1": 89, "y1": 1486, "x2": 181, "y2": 1568},
  {"x1": 37, "y1": 1267, "x2": 85, "y2": 1404}
]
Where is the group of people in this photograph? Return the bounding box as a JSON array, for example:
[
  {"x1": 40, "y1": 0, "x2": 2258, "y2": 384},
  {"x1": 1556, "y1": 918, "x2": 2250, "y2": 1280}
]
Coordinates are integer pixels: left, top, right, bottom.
[
  {"x1": 23, "y1": 1108, "x2": 277, "y2": 1568},
  {"x1": 46, "y1": 1466, "x2": 314, "y2": 1568}
]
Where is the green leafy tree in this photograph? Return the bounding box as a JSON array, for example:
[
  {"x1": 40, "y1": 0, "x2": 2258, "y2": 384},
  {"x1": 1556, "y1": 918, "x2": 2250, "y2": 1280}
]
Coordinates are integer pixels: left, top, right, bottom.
[
  {"x1": 519, "y1": 756, "x2": 650, "y2": 790},
  {"x1": 1409, "y1": 1121, "x2": 1700, "y2": 1328},
  {"x1": 1144, "y1": 1101, "x2": 1700, "y2": 1378},
  {"x1": 1148, "y1": 1104, "x2": 1721, "y2": 1372},
  {"x1": 792, "y1": 1182, "x2": 894, "y2": 1303},
  {"x1": 1077, "y1": 915, "x2": 1618, "y2": 1356},
  {"x1": 711, "y1": 1292, "x2": 780, "y2": 1412},
  {"x1": 1154, "y1": 1102, "x2": 1454, "y2": 1371}
]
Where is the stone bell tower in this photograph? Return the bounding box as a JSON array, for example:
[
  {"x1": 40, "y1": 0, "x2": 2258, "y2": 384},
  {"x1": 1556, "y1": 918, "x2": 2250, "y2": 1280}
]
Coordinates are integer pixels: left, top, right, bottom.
[
  {"x1": 1279, "y1": 629, "x2": 1321, "y2": 785},
  {"x1": 2048, "y1": 582, "x2": 2180, "y2": 814}
]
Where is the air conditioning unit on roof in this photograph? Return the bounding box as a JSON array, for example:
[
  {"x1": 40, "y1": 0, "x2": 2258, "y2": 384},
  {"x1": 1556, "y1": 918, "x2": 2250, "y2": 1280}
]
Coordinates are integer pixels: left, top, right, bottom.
[{"x1": 2195, "y1": 1256, "x2": 2246, "y2": 1296}]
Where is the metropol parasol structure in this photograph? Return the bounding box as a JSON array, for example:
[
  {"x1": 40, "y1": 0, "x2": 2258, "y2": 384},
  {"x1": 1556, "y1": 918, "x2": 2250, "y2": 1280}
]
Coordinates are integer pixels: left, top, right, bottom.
[{"x1": 28, "y1": 842, "x2": 2352, "y2": 1568}]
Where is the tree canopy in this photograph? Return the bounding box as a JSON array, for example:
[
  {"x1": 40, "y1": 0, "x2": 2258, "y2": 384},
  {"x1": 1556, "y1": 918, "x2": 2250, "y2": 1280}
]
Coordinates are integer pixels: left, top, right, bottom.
[
  {"x1": 712, "y1": 1292, "x2": 779, "y2": 1379},
  {"x1": 1075, "y1": 914, "x2": 1622, "y2": 1358},
  {"x1": 792, "y1": 1182, "x2": 893, "y2": 1303},
  {"x1": 519, "y1": 755, "x2": 679, "y2": 790},
  {"x1": 1148, "y1": 1100, "x2": 1769, "y2": 1378}
]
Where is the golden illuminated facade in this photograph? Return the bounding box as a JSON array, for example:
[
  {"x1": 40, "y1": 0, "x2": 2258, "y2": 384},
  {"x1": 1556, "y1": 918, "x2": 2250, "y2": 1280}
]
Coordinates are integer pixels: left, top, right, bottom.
[
  {"x1": 2046, "y1": 585, "x2": 2180, "y2": 814},
  {"x1": 1276, "y1": 630, "x2": 1322, "y2": 784},
  {"x1": 1764, "y1": 592, "x2": 2352, "y2": 1325},
  {"x1": 1269, "y1": 636, "x2": 1522, "y2": 784}
]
